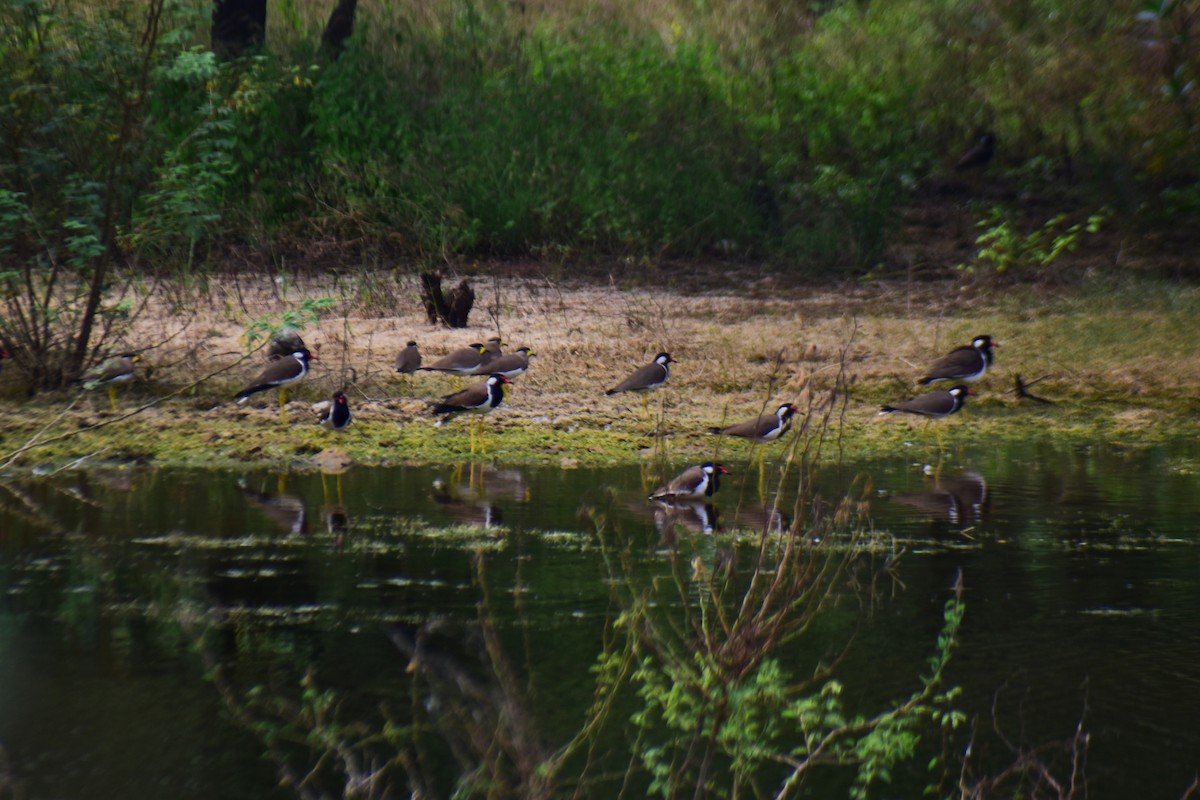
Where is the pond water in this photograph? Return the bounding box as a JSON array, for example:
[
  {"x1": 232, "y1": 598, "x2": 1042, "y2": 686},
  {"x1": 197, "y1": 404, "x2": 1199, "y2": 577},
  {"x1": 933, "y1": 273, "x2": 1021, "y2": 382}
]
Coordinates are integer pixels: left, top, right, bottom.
[{"x1": 2, "y1": 440, "x2": 1199, "y2": 799}]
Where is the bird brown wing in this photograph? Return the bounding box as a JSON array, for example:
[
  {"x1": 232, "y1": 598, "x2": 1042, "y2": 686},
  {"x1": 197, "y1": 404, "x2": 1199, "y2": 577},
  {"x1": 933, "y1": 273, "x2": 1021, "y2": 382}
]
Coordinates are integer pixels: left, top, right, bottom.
[
  {"x1": 437, "y1": 380, "x2": 489, "y2": 409},
  {"x1": 919, "y1": 346, "x2": 980, "y2": 384},
  {"x1": 426, "y1": 346, "x2": 483, "y2": 372},
  {"x1": 721, "y1": 412, "x2": 776, "y2": 439},
  {"x1": 885, "y1": 391, "x2": 956, "y2": 417},
  {"x1": 653, "y1": 465, "x2": 703, "y2": 498},
  {"x1": 608, "y1": 362, "x2": 664, "y2": 394},
  {"x1": 396, "y1": 347, "x2": 421, "y2": 373}
]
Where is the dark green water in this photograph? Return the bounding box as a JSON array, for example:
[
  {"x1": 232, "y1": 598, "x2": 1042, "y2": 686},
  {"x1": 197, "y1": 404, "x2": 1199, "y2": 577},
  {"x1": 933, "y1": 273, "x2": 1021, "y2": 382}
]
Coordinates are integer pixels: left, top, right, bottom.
[{"x1": 2, "y1": 441, "x2": 1199, "y2": 798}]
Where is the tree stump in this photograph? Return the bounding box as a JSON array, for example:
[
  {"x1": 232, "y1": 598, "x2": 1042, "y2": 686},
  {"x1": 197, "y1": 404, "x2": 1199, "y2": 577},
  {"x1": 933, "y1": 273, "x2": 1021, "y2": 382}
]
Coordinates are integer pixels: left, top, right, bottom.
[
  {"x1": 320, "y1": 0, "x2": 358, "y2": 59},
  {"x1": 420, "y1": 272, "x2": 474, "y2": 328}
]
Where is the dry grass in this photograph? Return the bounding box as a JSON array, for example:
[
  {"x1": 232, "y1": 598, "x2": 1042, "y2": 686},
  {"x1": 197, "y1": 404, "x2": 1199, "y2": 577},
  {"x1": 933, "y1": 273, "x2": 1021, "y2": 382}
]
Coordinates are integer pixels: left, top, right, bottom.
[{"x1": 2, "y1": 264, "x2": 1197, "y2": 469}]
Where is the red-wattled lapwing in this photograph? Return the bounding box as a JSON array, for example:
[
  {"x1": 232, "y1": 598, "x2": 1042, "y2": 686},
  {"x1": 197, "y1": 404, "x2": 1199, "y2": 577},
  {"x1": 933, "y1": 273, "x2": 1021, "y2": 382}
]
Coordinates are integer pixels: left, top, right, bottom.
[
  {"x1": 484, "y1": 347, "x2": 534, "y2": 380},
  {"x1": 710, "y1": 403, "x2": 797, "y2": 443},
  {"x1": 880, "y1": 384, "x2": 972, "y2": 451},
  {"x1": 395, "y1": 341, "x2": 421, "y2": 374},
  {"x1": 710, "y1": 402, "x2": 798, "y2": 486},
  {"x1": 419, "y1": 342, "x2": 487, "y2": 375},
  {"x1": 955, "y1": 131, "x2": 996, "y2": 172},
  {"x1": 607, "y1": 352, "x2": 675, "y2": 414},
  {"x1": 431, "y1": 373, "x2": 511, "y2": 454},
  {"x1": 918, "y1": 335, "x2": 998, "y2": 385},
  {"x1": 82, "y1": 352, "x2": 140, "y2": 411},
  {"x1": 235, "y1": 348, "x2": 316, "y2": 423},
  {"x1": 650, "y1": 462, "x2": 729, "y2": 502},
  {"x1": 316, "y1": 390, "x2": 353, "y2": 431}
]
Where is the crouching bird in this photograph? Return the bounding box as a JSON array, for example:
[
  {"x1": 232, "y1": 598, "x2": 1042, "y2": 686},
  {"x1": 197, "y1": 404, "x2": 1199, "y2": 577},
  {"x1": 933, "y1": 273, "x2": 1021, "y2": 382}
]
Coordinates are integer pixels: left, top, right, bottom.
[
  {"x1": 235, "y1": 348, "x2": 316, "y2": 423},
  {"x1": 316, "y1": 390, "x2": 353, "y2": 431}
]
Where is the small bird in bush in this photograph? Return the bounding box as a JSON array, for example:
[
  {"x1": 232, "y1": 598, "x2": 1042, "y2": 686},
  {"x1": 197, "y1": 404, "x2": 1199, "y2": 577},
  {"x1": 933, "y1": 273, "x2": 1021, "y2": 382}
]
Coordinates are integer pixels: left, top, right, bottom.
[
  {"x1": 82, "y1": 352, "x2": 140, "y2": 412},
  {"x1": 268, "y1": 329, "x2": 307, "y2": 361},
  {"x1": 955, "y1": 131, "x2": 996, "y2": 172}
]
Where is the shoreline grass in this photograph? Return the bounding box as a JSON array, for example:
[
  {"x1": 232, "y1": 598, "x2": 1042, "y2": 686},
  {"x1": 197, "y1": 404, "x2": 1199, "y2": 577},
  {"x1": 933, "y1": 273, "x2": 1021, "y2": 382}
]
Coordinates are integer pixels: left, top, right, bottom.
[{"x1": 1, "y1": 269, "x2": 1197, "y2": 473}]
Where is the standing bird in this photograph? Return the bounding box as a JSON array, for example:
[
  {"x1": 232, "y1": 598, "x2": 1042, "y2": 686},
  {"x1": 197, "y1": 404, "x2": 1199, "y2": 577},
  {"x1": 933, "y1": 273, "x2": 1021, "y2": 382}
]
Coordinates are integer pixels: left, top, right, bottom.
[
  {"x1": 710, "y1": 402, "x2": 797, "y2": 443},
  {"x1": 918, "y1": 335, "x2": 998, "y2": 385},
  {"x1": 395, "y1": 340, "x2": 421, "y2": 375},
  {"x1": 268, "y1": 329, "x2": 307, "y2": 361},
  {"x1": 483, "y1": 346, "x2": 535, "y2": 380},
  {"x1": 316, "y1": 390, "x2": 353, "y2": 431},
  {"x1": 881, "y1": 385, "x2": 972, "y2": 420},
  {"x1": 235, "y1": 348, "x2": 316, "y2": 423},
  {"x1": 470, "y1": 337, "x2": 507, "y2": 375},
  {"x1": 82, "y1": 352, "x2": 140, "y2": 411},
  {"x1": 880, "y1": 385, "x2": 972, "y2": 450},
  {"x1": 419, "y1": 342, "x2": 487, "y2": 375},
  {"x1": 607, "y1": 352, "x2": 675, "y2": 413},
  {"x1": 431, "y1": 374, "x2": 511, "y2": 454},
  {"x1": 955, "y1": 131, "x2": 996, "y2": 172},
  {"x1": 650, "y1": 463, "x2": 729, "y2": 502},
  {"x1": 710, "y1": 402, "x2": 798, "y2": 487}
]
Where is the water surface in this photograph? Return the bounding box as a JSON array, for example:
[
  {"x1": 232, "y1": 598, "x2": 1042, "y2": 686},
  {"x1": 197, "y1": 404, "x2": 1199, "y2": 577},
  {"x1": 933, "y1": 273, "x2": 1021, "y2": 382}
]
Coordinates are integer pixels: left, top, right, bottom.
[{"x1": 2, "y1": 440, "x2": 1199, "y2": 798}]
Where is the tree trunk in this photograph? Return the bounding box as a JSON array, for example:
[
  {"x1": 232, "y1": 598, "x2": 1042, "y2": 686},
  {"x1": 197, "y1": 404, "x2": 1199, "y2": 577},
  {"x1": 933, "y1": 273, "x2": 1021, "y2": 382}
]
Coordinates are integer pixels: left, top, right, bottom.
[
  {"x1": 212, "y1": 0, "x2": 266, "y2": 59},
  {"x1": 321, "y1": 0, "x2": 358, "y2": 59},
  {"x1": 420, "y1": 272, "x2": 474, "y2": 328}
]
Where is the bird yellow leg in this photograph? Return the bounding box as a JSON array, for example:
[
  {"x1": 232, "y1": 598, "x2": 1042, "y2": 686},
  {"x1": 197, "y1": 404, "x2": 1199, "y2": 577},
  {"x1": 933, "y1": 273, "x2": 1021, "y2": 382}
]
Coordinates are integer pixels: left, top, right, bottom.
[
  {"x1": 107, "y1": 386, "x2": 118, "y2": 412},
  {"x1": 278, "y1": 387, "x2": 289, "y2": 423},
  {"x1": 336, "y1": 472, "x2": 344, "y2": 506},
  {"x1": 757, "y1": 447, "x2": 766, "y2": 500},
  {"x1": 477, "y1": 417, "x2": 487, "y2": 455},
  {"x1": 321, "y1": 473, "x2": 330, "y2": 505}
]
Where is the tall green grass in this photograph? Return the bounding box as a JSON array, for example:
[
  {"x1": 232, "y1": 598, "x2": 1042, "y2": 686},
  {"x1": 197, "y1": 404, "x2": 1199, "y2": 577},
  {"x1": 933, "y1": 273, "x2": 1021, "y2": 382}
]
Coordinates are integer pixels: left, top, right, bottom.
[{"x1": 3, "y1": 0, "x2": 1195, "y2": 271}]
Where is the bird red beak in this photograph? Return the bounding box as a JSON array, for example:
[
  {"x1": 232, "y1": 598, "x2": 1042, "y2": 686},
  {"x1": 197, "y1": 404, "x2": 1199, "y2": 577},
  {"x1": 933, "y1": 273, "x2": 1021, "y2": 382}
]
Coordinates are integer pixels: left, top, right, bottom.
[{"x1": 717, "y1": 465, "x2": 729, "y2": 474}]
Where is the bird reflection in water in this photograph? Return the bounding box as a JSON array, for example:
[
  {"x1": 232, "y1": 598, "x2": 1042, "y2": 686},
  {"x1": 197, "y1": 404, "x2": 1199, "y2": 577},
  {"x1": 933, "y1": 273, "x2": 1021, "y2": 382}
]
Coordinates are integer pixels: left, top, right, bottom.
[
  {"x1": 893, "y1": 470, "x2": 988, "y2": 526},
  {"x1": 430, "y1": 464, "x2": 527, "y2": 528},
  {"x1": 650, "y1": 499, "x2": 720, "y2": 546},
  {"x1": 238, "y1": 476, "x2": 307, "y2": 536}
]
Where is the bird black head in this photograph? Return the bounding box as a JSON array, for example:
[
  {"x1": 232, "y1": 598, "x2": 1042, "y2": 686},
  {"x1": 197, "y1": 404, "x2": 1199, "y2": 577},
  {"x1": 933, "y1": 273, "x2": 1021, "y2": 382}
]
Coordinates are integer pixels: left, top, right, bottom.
[
  {"x1": 655, "y1": 352, "x2": 676, "y2": 364},
  {"x1": 406, "y1": 340, "x2": 418, "y2": 347}
]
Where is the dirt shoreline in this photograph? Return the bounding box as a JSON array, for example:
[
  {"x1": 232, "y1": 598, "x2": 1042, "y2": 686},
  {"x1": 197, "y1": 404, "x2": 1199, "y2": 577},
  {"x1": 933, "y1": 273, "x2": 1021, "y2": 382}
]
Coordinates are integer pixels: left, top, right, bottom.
[{"x1": 1, "y1": 268, "x2": 1197, "y2": 472}]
